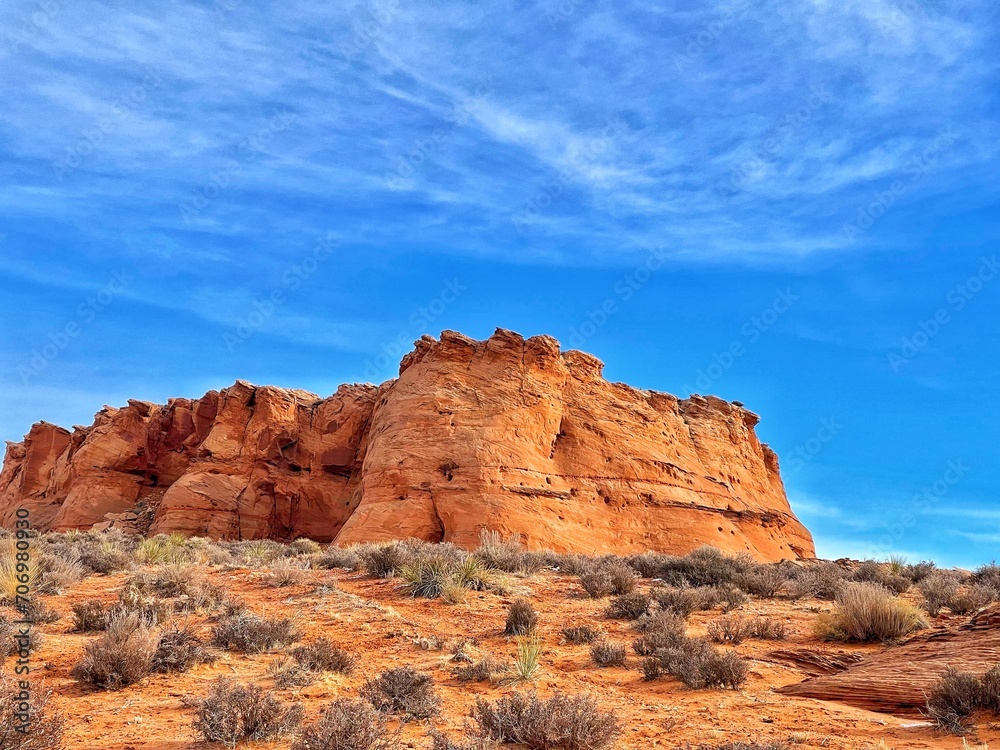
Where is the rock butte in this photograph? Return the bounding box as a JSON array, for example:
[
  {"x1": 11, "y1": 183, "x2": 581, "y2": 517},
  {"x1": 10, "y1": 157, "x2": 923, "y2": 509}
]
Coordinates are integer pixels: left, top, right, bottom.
[{"x1": 0, "y1": 329, "x2": 814, "y2": 561}]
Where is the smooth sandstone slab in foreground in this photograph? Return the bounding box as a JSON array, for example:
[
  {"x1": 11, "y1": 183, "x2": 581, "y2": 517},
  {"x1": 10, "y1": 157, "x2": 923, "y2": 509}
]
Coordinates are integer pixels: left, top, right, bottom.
[
  {"x1": 0, "y1": 329, "x2": 814, "y2": 560},
  {"x1": 778, "y1": 605, "x2": 1000, "y2": 715}
]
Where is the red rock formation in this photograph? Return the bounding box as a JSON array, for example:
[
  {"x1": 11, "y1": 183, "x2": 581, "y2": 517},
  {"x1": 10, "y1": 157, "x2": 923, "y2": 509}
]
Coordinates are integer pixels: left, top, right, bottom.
[
  {"x1": 0, "y1": 329, "x2": 814, "y2": 560},
  {"x1": 778, "y1": 605, "x2": 1000, "y2": 715}
]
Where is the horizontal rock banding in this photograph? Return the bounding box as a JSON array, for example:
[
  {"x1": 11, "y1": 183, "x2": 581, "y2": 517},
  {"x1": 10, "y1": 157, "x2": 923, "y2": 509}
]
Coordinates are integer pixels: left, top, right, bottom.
[{"x1": 0, "y1": 329, "x2": 814, "y2": 560}]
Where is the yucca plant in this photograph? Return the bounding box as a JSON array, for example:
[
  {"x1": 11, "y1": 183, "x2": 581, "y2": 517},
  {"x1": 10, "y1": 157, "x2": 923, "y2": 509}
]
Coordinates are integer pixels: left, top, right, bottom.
[
  {"x1": 512, "y1": 635, "x2": 542, "y2": 681},
  {"x1": 401, "y1": 556, "x2": 453, "y2": 598}
]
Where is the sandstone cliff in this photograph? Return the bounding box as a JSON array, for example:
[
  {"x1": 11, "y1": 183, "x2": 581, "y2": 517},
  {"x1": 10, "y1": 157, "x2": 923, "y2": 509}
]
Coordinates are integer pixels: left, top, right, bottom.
[{"x1": 0, "y1": 329, "x2": 814, "y2": 560}]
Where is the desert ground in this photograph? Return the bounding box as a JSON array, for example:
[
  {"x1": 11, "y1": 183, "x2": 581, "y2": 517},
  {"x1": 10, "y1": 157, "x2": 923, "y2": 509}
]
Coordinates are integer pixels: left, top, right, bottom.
[{"x1": 3, "y1": 533, "x2": 999, "y2": 750}]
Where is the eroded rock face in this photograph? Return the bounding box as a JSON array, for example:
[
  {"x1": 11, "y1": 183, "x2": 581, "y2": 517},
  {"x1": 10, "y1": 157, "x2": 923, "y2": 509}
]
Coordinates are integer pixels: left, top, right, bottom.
[{"x1": 0, "y1": 329, "x2": 814, "y2": 559}]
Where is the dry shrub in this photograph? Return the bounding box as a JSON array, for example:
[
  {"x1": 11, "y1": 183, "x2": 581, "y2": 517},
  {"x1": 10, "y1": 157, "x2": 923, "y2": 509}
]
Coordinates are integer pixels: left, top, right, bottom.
[
  {"x1": 650, "y1": 586, "x2": 697, "y2": 617},
  {"x1": 266, "y1": 558, "x2": 308, "y2": 588},
  {"x1": 918, "y1": 572, "x2": 961, "y2": 615},
  {"x1": 983, "y1": 664, "x2": 1000, "y2": 711},
  {"x1": 708, "y1": 615, "x2": 787, "y2": 644},
  {"x1": 114, "y1": 584, "x2": 171, "y2": 626},
  {"x1": 972, "y1": 563, "x2": 1000, "y2": 591},
  {"x1": 474, "y1": 530, "x2": 545, "y2": 575},
  {"x1": 291, "y1": 637, "x2": 356, "y2": 674},
  {"x1": 632, "y1": 612, "x2": 687, "y2": 656},
  {"x1": 293, "y1": 698, "x2": 399, "y2": 750},
  {"x1": 0, "y1": 671, "x2": 64, "y2": 750},
  {"x1": 39, "y1": 555, "x2": 85, "y2": 594},
  {"x1": 787, "y1": 563, "x2": 846, "y2": 600},
  {"x1": 926, "y1": 664, "x2": 1000, "y2": 734},
  {"x1": 628, "y1": 547, "x2": 754, "y2": 588},
  {"x1": 0, "y1": 615, "x2": 43, "y2": 657},
  {"x1": 737, "y1": 565, "x2": 789, "y2": 598},
  {"x1": 289, "y1": 538, "x2": 321, "y2": 556},
  {"x1": 193, "y1": 677, "x2": 302, "y2": 745},
  {"x1": 71, "y1": 600, "x2": 109, "y2": 632},
  {"x1": 77, "y1": 541, "x2": 132, "y2": 575},
  {"x1": 472, "y1": 691, "x2": 621, "y2": 750},
  {"x1": 360, "y1": 543, "x2": 409, "y2": 578},
  {"x1": 605, "y1": 592, "x2": 651, "y2": 621},
  {"x1": 455, "y1": 657, "x2": 507, "y2": 683},
  {"x1": 19, "y1": 598, "x2": 60, "y2": 625},
  {"x1": 123, "y1": 566, "x2": 224, "y2": 611},
  {"x1": 314, "y1": 545, "x2": 362, "y2": 570},
  {"x1": 750, "y1": 617, "x2": 788, "y2": 641},
  {"x1": 429, "y1": 729, "x2": 496, "y2": 750},
  {"x1": 816, "y1": 583, "x2": 927, "y2": 643},
  {"x1": 360, "y1": 667, "x2": 440, "y2": 719},
  {"x1": 653, "y1": 638, "x2": 749, "y2": 689},
  {"x1": 927, "y1": 667, "x2": 988, "y2": 734},
  {"x1": 948, "y1": 584, "x2": 999, "y2": 615},
  {"x1": 72, "y1": 612, "x2": 157, "y2": 689},
  {"x1": 850, "y1": 560, "x2": 912, "y2": 595},
  {"x1": 604, "y1": 559, "x2": 638, "y2": 595},
  {"x1": 153, "y1": 622, "x2": 213, "y2": 673},
  {"x1": 590, "y1": 641, "x2": 627, "y2": 667},
  {"x1": 212, "y1": 611, "x2": 298, "y2": 653},
  {"x1": 561, "y1": 625, "x2": 599, "y2": 644},
  {"x1": 504, "y1": 598, "x2": 538, "y2": 635},
  {"x1": 269, "y1": 657, "x2": 317, "y2": 688},
  {"x1": 579, "y1": 560, "x2": 638, "y2": 598},
  {"x1": 707, "y1": 614, "x2": 753, "y2": 644},
  {"x1": 579, "y1": 570, "x2": 613, "y2": 599}
]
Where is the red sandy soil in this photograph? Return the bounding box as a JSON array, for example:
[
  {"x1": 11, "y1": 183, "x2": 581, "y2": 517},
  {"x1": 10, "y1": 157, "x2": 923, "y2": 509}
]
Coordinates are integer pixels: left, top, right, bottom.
[{"x1": 7, "y1": 566, "x2": 997, "y2": 750}]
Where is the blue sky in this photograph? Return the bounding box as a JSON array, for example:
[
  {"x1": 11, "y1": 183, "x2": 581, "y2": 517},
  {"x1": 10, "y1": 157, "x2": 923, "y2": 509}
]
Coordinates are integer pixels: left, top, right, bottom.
[{"x1": 1, "y1": 0, "x2": 998, "y2": 567}]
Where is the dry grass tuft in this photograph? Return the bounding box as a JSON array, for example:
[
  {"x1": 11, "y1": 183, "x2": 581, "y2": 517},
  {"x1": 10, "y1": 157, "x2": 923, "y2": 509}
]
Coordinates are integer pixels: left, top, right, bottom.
[{"x1": 816, "y1": 583, "x2": 927, "y2": 643}]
